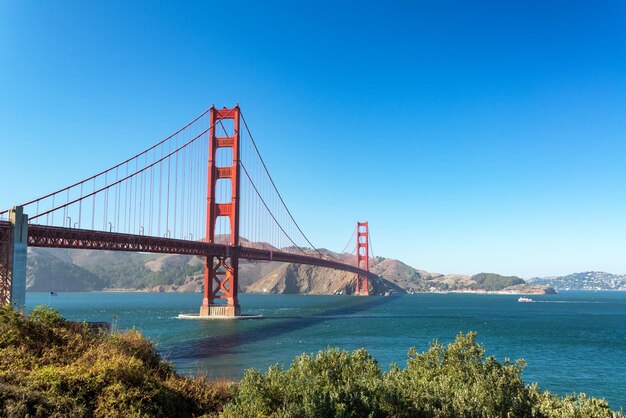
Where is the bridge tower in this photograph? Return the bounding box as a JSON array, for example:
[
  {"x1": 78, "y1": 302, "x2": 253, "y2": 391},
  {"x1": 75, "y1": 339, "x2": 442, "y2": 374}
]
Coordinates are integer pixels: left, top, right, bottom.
[
  {"x1": 200, "y1": 106, "x2": 241, "y2": 317},
  {"x1": 355, "y1": 221, "x2": 369, "y2": 295}
]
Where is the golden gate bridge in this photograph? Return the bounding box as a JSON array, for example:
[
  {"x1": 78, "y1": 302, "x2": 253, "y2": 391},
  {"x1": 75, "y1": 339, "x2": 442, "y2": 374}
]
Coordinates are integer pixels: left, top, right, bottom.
[{"x1": 0, "y1": 106, "x2": 375, "y2": 317}]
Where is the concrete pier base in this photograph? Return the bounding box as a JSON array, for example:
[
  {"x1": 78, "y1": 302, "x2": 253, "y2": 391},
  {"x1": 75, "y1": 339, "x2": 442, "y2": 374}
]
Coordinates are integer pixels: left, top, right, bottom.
[
  {"x1": 199, "y1": 304, "x2": 240, "y2": 317},
  {"x1": 177, "y1": 303, "x2": 264, "y2": 320},
  {"x1": 178, "y1": 311, "x2": 265, "y2": 321},
  {"x1": 177, "y1": 313, "x2": 263, "y2": 320}
]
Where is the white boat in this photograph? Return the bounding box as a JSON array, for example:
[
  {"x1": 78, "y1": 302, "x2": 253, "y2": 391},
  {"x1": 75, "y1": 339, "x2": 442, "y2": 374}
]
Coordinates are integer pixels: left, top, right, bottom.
[{"x1": 518, "y1": 297, "x2": 534, "y2": 303}]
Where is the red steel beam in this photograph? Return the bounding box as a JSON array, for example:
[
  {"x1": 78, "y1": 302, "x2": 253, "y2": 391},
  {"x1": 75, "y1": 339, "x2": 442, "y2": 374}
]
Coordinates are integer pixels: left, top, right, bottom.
[
  {"x1": 240, "y1": 247, "x2": 378, "y2": 280},
  {"x1": 20, "y1": 222, "x2": 376, "y2": 280},
  {"x1": 27, "y1": 224, "x2": 226, "y2": 257}
]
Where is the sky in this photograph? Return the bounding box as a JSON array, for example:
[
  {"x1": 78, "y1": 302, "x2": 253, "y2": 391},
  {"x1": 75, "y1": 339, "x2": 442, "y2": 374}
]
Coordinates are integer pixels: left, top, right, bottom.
[{"x1": 1, "y1": 1, "x2": 625, "y2": 278}]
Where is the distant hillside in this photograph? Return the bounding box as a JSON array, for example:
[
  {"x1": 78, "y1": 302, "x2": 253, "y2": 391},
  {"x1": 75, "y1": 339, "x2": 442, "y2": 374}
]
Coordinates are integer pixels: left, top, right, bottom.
[
  {"x1": 470, "y1": 273, "x2": 524, "y2": 291},
  {"x1": 35, "y1": 248, "x2": 155, "y2": 288},
  {"x1": 246, "y1": 263, "x2": 404, "y2": 296},
  {"x1": 370, "y1": 258, "x2": 442, "y2": 292},
  {"x1": 27, "y1": 249, "x2": 106, "y2": 291},
  {"x1": 25, "y1": 246, "x2": 554, "y2": 295},
  {"x1": 246, "y1": 255, "x2": 553, "y2": 295},
  {"x1": 401, "y1": 271, "x2": 552, "y2": 294},
  {"x1": 530, "y1": 271, "x2": 626, "y2": 291},
  {"x1": 26, "y1": 248, "x2": 317, "y2": 293}
]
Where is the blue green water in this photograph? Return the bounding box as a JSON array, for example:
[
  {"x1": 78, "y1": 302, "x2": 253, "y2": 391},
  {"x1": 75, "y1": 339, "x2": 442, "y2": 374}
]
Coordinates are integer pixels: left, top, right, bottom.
[{"x1": 26, "y1": 291, "x2": 626, "y2": 410}]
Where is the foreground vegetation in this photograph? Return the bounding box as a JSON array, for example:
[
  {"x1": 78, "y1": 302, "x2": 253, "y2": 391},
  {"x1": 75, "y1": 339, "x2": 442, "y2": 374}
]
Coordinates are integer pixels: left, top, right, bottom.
[
  {"x1": 0, "y1": 306, "x2": 622, "y2": 417},
  {"x1": 0, "y1": 305, "x2": 229, "y2": 417}
]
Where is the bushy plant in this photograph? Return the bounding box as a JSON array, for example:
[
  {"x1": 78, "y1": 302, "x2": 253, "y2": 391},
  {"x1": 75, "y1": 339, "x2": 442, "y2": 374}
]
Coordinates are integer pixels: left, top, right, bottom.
[
  {"x1": 223, "y1": 347, "x2": 384, "y2": 418},
  {"x1": 0, "y1": 305, "x2": 230, "y2": 417},
  {"x1": 223, "y1": 332, "x2": 623, "y2": 418},
  {"x1": 530, "y1": 388, "x2": 620, "y2": 418},
  {"x1": 382, "y1": 332, "x2": 533, "y2": 417}
]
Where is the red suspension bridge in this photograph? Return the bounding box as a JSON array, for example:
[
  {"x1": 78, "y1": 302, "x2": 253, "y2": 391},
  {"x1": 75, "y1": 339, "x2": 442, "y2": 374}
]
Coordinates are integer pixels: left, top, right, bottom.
[{"x1": 0, "y1": 106, "x2": 376, "y2": 317}]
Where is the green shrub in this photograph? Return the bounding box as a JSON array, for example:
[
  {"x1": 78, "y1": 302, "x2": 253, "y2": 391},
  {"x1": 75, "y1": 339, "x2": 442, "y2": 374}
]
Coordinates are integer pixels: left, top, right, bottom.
[
  {"x1": 223, "y1": 332, "x2": 624, "y2": 418},
  {"x1": 0, "y1": 305, "x2": 230, "y2": 417},
  {"x1": 223, "y1": 347, "x2": 384, "y2": 418},
  {"x1": 382, "y1": 332, "x2": 533, "y2": 417},
  {"x1": 530, "y1": 388, "x2": 620, "y2": 418}
]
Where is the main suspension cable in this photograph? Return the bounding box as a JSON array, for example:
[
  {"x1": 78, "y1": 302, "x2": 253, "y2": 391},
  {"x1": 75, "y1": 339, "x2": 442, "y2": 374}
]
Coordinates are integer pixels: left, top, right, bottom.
[
  {"x1": 240, "y1": 111, "x2": 323, "y2": 258},
  {"x1": 1, "y1": 108, "x2": 211, "y2": 215},
  {"x1": 339, "y1": 225, "x2": 357, "y2": 255},
  {"x1": 239, "y1": 161, "x2": 306, "y2": 255}
]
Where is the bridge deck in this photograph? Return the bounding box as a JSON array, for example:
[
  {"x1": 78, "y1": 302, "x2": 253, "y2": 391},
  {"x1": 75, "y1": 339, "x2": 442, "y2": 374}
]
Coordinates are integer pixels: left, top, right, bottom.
[{"x1": 0, "y1": 221, "x2": 375, "y2": 279}]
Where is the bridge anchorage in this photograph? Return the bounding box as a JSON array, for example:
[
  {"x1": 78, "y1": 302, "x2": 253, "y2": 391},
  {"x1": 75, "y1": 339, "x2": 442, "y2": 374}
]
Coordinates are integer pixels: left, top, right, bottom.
[{"x1": 0, "y1": 105, "x2": 379, "y2": 317}]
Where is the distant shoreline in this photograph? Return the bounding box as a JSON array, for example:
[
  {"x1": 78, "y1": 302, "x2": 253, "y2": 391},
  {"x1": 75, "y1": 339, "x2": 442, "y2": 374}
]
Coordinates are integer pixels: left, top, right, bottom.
[
  {"x1": 31, "y1": 288, "x2": 626, "y2": 295},
  {"x1": 425, "y1": 289, "x2": 554, "y2": 295},
  {"x1": 36, "y1": 288, "x2": 565, "y2": 295}
]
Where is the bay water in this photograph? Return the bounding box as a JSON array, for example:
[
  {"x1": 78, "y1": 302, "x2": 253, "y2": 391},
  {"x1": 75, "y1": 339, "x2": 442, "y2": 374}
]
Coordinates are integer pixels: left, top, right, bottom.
[{"x1": 26, "y1": 291, "x2": 626, "y2": 410}]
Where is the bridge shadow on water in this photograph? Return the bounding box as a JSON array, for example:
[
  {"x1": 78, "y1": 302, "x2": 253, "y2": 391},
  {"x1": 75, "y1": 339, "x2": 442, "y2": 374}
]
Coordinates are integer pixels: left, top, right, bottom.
[{"x1": 167, "y1": 295, "x2": 399, "y2": 361}]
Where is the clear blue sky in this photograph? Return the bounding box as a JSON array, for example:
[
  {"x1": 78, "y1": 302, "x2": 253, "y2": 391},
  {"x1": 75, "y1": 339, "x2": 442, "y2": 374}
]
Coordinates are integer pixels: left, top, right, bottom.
[{"x1": 1, "y1": 1, "x2": 625, "y2": 277}]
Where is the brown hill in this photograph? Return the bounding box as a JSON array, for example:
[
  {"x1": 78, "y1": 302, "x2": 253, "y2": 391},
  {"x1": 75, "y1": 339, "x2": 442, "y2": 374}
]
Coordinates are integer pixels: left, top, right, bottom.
[
  {"x1": 246, "y1": 263, "x2": 404, "y2": 295},
  {"x1": 370, "y1": 258, "x2": 442, "y2": 292},
  {"x1": 26, "y1": 241, "x2": 554, "y2": 295}
]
